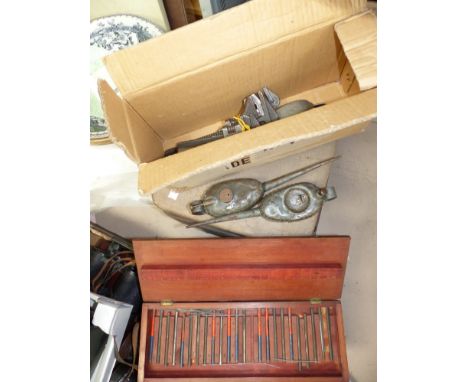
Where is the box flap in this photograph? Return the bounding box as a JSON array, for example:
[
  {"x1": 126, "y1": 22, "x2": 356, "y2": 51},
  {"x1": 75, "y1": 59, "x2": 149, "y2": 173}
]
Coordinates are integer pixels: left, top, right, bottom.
[
  {"x1": 103, "y1": 0, "x2": 367, "y2": 96},
  {"x1": 133, "y1": 237, "x2": 350, "y2": 302},
  {"x1": 138, "y1": 88, "x2": 376, "y2": 195},
  {"x1": 98, "y1": 79, "x2": 165, "y2": 162},
  {"x1": 97, "y1": 79, "x2": 135, "y2": 160},
  {"x1": 334, "y1": 11, "x2": 376, "y2": 91}
]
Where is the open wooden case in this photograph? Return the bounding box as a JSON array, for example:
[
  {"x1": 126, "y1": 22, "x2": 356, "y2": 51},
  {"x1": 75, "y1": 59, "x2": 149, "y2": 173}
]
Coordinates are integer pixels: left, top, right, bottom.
[{"x1": 134, "y1": 237, "x2": 350, "y2": 381}]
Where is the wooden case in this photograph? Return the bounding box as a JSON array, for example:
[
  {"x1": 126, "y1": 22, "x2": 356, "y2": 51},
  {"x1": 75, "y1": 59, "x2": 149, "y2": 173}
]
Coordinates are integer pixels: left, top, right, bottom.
[{"x1": 134, "y1": 237, "x2": 350, "y2": 381}]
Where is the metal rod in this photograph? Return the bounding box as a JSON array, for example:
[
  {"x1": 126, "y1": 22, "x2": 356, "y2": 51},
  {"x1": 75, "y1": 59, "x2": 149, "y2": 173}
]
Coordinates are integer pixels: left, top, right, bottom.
[
  {"x1": 211, "y1": 311, "x2": 216, "y2": 364},
  {"x1": 243, "y1": 310, "x2": 246, "y2": 363},
  {"x1": 273, "y1": 308, "x2": 278, "y2": 361},
  {"x1": 149, "y1": 310, "x2": 155, "y2": 362},
  {"x1": 318, "y1": 306, "x2": 325, "y2": 359},
  {"x1": 235, "y1": 309, "x2": 239, "y2": 363},
  {"x1": 164, "y1": 312, "x2": 170, "y2": 366},
  {"x1": 263, "y1": 156, "x2": 340, "y2": 192},
  {"x1": 203, "y1": 314, "x2": 208, "y2": 365},
  {"x1": 227, "y1": 308, "x2": 231, "y2": 363},
  {"x1": 180, "y1": 315, "x2": 185, "y2": 367},
  {"x1": 265, "y1": 308, "x2": 270, "y2": 362},
  {"x1": 310, "y1": 307, "x2": 318, "y2": 362},
  {"x1": 188, "y1": 313, "x2": 193, "y2": 366},
  {"x1": 257, "y1": 308, "x2": 262, "y2": 362},
  {"x1": 288, "y1": 307, "x2": 294, "y2": 360},
  {"x1": 327, "y1": 307, "x2": 334, "y2": 361},
  {"x1": 280, "y1": 308, "x2": 285, "y2": 361},
  {"x1": 172, "y1": 311, "x2": 178, "y2": 366},
  {"x1": 303, "y1": 313, "x2": 310, "y2": 366},
  {"x1": 195, "y1": 313, "x2": 200, "y2": 365},
  {"x1": 219, "y1": 313, "x2": 223, "y2": 365},
  {"x1": 156, "y1": 310, "x2": 163, "y2": 364},
  {"x1": 296, "y1": 315, "x2": 302, "y2": 372}
]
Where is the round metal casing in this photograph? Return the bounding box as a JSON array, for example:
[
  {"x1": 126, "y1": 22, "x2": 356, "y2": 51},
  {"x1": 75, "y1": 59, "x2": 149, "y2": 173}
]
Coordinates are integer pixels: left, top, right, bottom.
[
  {"x1": 199, "y1": 179, "x2": 264, "y2": 217},
  {"x1": 260, "y1": 183, "x2": 326, "y2": 222}
]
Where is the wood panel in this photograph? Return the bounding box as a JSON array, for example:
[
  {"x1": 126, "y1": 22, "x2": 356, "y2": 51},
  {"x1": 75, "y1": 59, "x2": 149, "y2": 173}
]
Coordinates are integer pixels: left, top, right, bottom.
[
  {"x1": 139, "y1": 301, "x2": 348, "y2": 382},
  {"x1": 133, "y1": 237, "x2": 350, "y2": 302}
]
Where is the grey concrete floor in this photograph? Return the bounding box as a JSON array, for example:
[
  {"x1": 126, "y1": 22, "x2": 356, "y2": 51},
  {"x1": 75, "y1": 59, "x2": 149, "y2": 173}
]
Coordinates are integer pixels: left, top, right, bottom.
[{"x1": 318, "y1": 122, "x2": 377, "y2": 382}]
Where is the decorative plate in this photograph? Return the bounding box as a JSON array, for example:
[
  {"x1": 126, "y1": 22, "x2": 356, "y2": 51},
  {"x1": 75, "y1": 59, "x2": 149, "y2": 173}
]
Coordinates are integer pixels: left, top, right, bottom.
[{"x1": 90, "y1": 15, "x2": 164, "y2": 142}]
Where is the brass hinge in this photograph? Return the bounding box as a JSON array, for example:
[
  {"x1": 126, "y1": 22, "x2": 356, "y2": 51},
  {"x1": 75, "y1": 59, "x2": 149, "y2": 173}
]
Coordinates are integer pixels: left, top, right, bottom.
[
  {"x1": 160, "y1": 300, "x2": 174, "y2": 306},
  {"x1": 309, "y1": 298, "x2": 321, "y2": 304}
]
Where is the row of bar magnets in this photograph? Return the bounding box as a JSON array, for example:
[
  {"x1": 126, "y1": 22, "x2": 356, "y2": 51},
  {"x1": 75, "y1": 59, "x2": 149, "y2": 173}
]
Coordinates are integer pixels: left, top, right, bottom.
[{"x1": 147, "y1": 306, "x2": 336, "y2": 368}]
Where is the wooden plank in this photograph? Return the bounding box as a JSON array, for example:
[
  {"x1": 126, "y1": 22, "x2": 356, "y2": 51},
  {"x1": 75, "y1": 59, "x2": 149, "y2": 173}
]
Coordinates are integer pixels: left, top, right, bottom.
[
  {"x1": 134, "y1": 237, "x2": 350, "y2": 302},
  {"x1": 335, "y1": 304, "x2": 349, "y2": 382}
]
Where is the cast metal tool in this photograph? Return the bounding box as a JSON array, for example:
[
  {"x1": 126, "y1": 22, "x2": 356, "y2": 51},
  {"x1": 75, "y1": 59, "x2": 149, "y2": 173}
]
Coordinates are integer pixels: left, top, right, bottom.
[
  {"x1": 265, "y1": 308, "x2": 270, "y2": 362},
  {"x1": 172, "y1": 311, "x2": 179, "y2": 366},
  {"x1": 303, "y1": 313, "x2": 310, "y2": 366},
  {"x1": 187, "y1": 314, "x2": 193, "y2": 366},
  {"x1": 227, "y1": 309, "x2": 231, "y2": 363},
  {"x1": 156, "y1": 309, "x2": 163, "y2": 363},
  {"x1": 280, "y1": 308, "x2": 285, "y2": 360},
  {"x1": 273, "y1": 308, "x2": 278, "y2": 361},
  {"x1": 168, "y1": 87, "x2": 325, "y2": 155},
  {"x1": 203, "y1": 314, "x2": 208, "y2": 364},
  {"x1": 296, "y1": 315, "x2": 302, "y2": 372},
  {"x1": 180, "y1": 315, "x2": 185, "y2": 367},
  {"x1": 149, "y1": 310, "x2": 155, "y2": 362},
  {"x1": 310, "y1": 307, "x2": 318, "y2": 362},
  {"x1": 235, "y1": 309, "x2": 239, "y2": 363},
  {"x1": 219, "y1": 313, "x2": 223, "y2": 365},
  {"x1": 327, "y1": 307, "x2": 334, "y2": 361},
  {"x1": 164, "y1": 311, "x2": 171, "y2": 366},
  {"x1": 288, "y1": 307, "x2": 294, "y2": 360},
  {"x1": 318, "y1": 307, "x2": 325, "y2": 360},
  {"x1": 211, "y1": 311, "x2": 216, "y2": 364},
  {"x1": 243, "y1": 310, "x2": 247, "y2": 363},
  {"x1": 195, "y1": 312, "x2": 200, "y2": 365},
  {"x1": 187, "y1": 156, "x2": 338, "y2": 227},
  {"x1": 257, "y1": 309, "x2": 262, "y2": 362}
]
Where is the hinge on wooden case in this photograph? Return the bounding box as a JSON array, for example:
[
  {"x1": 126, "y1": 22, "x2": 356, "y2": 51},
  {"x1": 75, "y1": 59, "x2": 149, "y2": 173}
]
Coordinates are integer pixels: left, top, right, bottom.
[
  {"x1": 161, "y1": 300, "x2": 173, "y2": 306},
  {"x1": 309, "y1": 298, "x2": 322, "y2": 304}
]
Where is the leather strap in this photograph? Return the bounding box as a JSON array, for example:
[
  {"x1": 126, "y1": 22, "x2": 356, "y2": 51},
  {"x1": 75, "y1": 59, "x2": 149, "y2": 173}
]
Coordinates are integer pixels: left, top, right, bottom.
[{"x1": 113, "y1": 321, "x2": 139, "y2": 373}]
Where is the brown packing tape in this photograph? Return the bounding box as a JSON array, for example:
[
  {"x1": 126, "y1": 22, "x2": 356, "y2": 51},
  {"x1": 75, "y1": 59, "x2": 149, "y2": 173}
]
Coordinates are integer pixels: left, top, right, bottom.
[
  {"x1": 334, "y1": 11, "x2": 377, "y2": 90},
  {"x1": 138, "y1": 88, "x2": 377, "y2": 195},
  {"x1": 103, "y1": 0, "x2": 367, "y2": 95}
]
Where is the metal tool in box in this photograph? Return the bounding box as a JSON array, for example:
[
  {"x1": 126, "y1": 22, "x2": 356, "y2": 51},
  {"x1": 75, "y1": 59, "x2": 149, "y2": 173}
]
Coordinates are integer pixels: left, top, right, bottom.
[
  {"x1": 186, "y1": 156, "x2": 338, "y2": 228},
  {"x1": 165, "y1": 87, "x2": 324, "y2": 155}
]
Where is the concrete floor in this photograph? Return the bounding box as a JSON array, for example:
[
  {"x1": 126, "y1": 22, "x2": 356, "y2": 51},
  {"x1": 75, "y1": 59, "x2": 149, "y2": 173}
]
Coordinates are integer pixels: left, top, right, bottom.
[
  {"x1": 318, "y1": 122, "x2": 377, "y2": 382},
  {"x1": 91, "y1": 123, "x2": 377, "y2": 382}
]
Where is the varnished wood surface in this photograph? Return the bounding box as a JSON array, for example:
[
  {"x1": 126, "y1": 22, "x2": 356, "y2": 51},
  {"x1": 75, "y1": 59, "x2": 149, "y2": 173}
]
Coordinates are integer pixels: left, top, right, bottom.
[
  {"x1": 334, "y1": 304, "x2": 349, "y2": 382},
  {"x1": 139, "y1": 301, "x2": 348, "y2": 382},
  {"x1": 133, "y1": 237, "x2": 350, "y2": 302}
]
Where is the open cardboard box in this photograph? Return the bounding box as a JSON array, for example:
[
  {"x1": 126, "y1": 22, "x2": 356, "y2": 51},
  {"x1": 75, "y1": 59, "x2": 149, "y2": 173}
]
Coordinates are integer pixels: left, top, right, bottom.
[{"x1": 98, "y1": 0, "x2": 376, "y2": 203}]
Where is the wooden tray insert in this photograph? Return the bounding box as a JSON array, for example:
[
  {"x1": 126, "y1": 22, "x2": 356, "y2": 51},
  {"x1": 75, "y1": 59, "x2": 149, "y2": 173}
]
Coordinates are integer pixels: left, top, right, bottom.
[{"x1": 142, "y1": 301, "x2": 344, "y2": 379}]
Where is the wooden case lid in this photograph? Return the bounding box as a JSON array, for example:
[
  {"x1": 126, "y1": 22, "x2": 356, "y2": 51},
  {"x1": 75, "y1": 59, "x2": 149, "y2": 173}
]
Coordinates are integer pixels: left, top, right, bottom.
[{"x1": 133, "y1": 236, "x2": 350, "y2": 303}]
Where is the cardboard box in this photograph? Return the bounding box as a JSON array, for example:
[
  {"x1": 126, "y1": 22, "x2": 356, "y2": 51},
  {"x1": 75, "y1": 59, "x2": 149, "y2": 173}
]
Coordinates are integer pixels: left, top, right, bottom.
[
  {"x1": 98, "y1": 0, "x2": 376, "y2": 197},
  {"x1": 151, "y1": 142, "x2": 337, "y2": 236}
]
